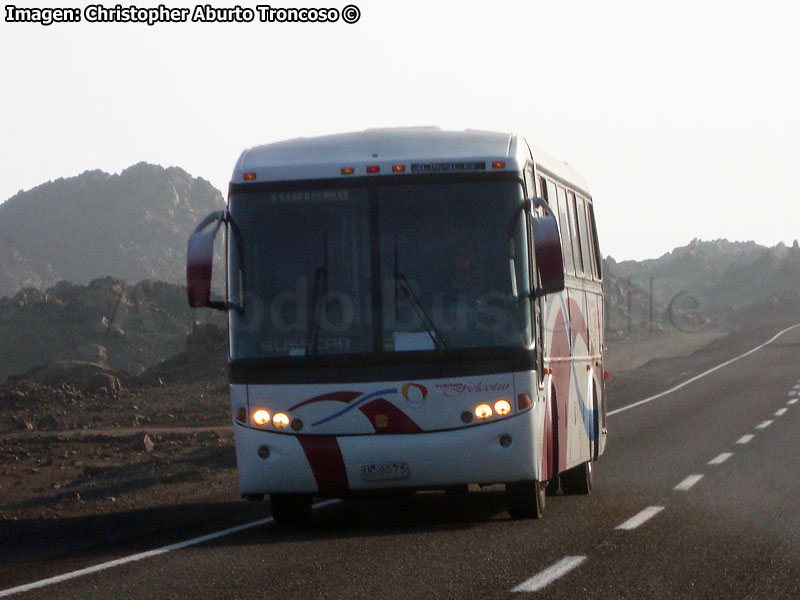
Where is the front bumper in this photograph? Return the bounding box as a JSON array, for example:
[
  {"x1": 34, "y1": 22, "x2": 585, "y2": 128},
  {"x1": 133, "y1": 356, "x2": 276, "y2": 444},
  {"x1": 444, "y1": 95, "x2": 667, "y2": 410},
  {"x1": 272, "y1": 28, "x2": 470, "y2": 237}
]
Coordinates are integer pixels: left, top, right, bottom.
[{"x1": 235, "y1": 411, "x2": 538, "y2": 496}]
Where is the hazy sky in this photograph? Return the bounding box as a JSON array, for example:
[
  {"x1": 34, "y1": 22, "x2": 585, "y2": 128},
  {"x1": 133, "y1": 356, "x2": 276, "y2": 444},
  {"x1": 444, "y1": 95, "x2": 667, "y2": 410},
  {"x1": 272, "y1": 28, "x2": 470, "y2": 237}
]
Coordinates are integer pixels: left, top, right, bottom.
[{"x1": 2, "y1": 0, "x2": 798, "y2": 260}]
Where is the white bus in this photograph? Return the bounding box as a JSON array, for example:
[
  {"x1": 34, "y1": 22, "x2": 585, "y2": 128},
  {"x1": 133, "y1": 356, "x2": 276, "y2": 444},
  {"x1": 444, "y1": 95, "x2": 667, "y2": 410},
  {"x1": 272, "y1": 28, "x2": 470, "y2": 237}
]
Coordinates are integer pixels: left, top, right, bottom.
[{"x1": 187, "y1": 128, "x2": 606, "y2": 524}]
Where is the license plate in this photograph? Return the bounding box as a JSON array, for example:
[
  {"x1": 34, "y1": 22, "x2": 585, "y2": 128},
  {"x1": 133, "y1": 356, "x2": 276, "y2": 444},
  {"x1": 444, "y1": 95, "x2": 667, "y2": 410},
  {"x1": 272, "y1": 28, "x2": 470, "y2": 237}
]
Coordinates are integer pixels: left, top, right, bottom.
[{"x1": 360, "y1": 462, "x2": 410, "y2": 482}]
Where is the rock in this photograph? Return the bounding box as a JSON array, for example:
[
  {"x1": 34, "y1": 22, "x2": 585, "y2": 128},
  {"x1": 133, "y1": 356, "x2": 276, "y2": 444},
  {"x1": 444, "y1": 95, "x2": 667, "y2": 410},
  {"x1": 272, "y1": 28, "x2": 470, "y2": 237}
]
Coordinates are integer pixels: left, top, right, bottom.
[
  {"x1": 12, "y1": 418, "x2": 33, "y2": 431},
  {"x1": 77, "y1": 343, "x2": 107, "y2": 364},
  {"x1": 89, "y1": 372, "x2": 122, "y2": 393},
  {"x1": 13, "y1": 361, "x2": 128, "y2": 396},
  {"x1": 138, "y1": 433, "x2": 155, "y2": 453},
  {"x1": 36, "y1": 413, "x2": 63, "y2": 430}
]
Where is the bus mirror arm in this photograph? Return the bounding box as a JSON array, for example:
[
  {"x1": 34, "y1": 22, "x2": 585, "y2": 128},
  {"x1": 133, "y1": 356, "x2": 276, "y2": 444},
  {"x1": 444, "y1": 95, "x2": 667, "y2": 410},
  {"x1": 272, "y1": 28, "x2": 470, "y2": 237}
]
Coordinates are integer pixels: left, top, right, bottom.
[
  {"x1": 187, "y1": 210, "x2": 235, "y2": 312},
  {"x1": 530, "y1": 198, "x2": 566, "y2": 297}
]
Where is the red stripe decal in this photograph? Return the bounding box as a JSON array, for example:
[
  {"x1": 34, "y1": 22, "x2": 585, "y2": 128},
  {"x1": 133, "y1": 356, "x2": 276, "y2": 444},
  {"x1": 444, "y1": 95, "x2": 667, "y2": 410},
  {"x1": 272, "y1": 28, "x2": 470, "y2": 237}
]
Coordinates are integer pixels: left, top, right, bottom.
[
  {"x1": 359, "y1": 398, "x2": 424, "y2": 434},
  {"x1": 297, "y1": 435, "x2": 349, "y2": 495}
]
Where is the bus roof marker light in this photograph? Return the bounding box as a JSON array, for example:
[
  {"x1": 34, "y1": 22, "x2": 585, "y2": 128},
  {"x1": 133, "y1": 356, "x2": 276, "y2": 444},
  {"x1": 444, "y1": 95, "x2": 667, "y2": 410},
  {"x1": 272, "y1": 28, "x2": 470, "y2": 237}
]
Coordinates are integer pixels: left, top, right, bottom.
[
  {"x1": 491, "y1": 160, "x2": 506, "y2": 169},
  {"x1": 243, "y1": 172, "x2": 256, "y2": 181},
  {"x1": 340, "y1": 167, "x2": 355, "y2": 175},
  {"x1": 366, "y1": 165, "x2": 380, "y2": 174},
  {"x1": 392, "y1": 164, "x2": 406, "y2": 173}
]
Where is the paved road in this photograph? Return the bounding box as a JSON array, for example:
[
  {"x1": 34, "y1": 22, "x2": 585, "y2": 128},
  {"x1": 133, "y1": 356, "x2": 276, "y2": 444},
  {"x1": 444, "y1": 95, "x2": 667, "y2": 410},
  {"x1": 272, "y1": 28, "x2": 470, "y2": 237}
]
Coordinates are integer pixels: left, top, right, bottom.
[{"x1": 3, "y1": 325, "x2": 799, "y2": 599}]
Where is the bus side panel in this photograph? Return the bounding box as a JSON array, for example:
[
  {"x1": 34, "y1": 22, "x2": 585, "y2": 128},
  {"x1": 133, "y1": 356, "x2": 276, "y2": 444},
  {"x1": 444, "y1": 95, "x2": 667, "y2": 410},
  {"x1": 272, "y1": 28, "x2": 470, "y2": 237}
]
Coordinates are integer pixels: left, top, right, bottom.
[
  {"x1": 566, "y1": 288, "x2": 591, "y2": 470},
  {"x1": 585, "y1": 290, "x2": 607, "y2": 457},
  {"x1": 544, "y1": 291, "x2": 570, "y2": 476}
]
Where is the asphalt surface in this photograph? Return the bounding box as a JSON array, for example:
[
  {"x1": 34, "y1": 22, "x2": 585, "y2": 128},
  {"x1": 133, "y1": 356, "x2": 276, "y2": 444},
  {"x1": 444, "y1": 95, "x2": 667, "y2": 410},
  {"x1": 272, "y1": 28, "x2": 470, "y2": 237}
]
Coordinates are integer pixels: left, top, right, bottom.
[{"x1": 3, "y1": 325, "x2": 799, "y2": 599}]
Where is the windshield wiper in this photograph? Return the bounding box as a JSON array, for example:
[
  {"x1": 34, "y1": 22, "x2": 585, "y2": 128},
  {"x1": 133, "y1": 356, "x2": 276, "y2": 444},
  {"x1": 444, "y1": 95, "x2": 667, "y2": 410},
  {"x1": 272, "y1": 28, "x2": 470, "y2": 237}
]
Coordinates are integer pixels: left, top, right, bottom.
[
  {"x1": 394, "y1": 237, "x2": 449, "y2": 350},
  {"x1": 305, "y1": 229, "x2": 328, "y2": 357}
]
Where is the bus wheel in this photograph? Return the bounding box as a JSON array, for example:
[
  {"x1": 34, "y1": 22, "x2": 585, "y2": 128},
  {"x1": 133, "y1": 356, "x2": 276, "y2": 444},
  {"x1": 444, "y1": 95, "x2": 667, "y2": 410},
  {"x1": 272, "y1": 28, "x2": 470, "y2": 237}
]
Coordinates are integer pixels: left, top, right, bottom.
[
  {"x1": 506, "y1": 480, "x2": 546, "y2": 519},
  {"x1": 560, "y1": 459, "x2": 592, "y2": 494},
  {"x1": 270, "y1": 493, "x2": 313, "y2": 527},
  {"x1": 561, "y1": 397, "x2": 595, "y2": 495}
]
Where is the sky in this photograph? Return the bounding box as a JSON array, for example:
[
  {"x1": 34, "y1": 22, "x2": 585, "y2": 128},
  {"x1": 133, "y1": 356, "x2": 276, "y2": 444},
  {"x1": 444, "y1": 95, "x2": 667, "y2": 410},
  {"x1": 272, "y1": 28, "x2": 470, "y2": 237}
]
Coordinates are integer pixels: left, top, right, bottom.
[{"x1": 1, "y1": 0, "x2": 798, "y2": 260}]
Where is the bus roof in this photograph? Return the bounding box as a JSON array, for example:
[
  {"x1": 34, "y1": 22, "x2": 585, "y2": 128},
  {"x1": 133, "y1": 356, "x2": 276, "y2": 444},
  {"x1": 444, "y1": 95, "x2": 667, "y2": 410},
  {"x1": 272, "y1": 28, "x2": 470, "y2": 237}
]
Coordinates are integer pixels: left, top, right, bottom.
[{"x1": 232, "y1": 127, "x2": 589, "y2": 194}]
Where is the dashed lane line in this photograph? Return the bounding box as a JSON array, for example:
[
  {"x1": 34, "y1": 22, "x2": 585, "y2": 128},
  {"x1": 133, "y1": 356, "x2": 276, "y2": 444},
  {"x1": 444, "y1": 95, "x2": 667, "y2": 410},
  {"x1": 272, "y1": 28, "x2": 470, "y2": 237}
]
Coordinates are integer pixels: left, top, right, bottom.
[
  {"x1": 0, "y1": 500, "x2": 341, "y2": 598},
  {"x1": 737, "y1": 434, "x2": 755, "y2": 444},
  {"x1": 674, "y1": 474, "x2": 704, "y2": 491},
  {"x1": 708, "y1": 452, "x2": 733, "y2": 465},
  {"x1": 789, "y1": 399, "x2": 798, "y2": 405},
  {"x1": 608, "y1": 324, "x2": 800, "y2": 417},
  {"x1": 775, "y1": 408, "x2": 788, "y2": 417},
  {"x1": 511, "y1": 556, "x2": 588, "y2": 593},
  {"x1": 756, "y1": 420, "x2": 773, "y2": 429},
  {"x1": 615, "y1": 506, "x2": 665, "y2": 531}
]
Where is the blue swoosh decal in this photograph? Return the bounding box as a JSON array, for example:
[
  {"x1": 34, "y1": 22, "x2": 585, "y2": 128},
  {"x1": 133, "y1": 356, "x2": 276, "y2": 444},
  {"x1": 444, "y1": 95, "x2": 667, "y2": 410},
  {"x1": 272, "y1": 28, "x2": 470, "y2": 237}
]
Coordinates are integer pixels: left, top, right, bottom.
[{"x1": 311, "y1": 388, "x2": 398, "y2": 427}]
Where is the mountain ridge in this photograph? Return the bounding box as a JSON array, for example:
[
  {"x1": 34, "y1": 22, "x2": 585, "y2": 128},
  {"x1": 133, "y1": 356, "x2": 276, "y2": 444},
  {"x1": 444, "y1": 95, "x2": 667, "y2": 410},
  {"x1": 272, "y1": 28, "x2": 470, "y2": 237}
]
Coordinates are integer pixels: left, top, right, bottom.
[{"x1": 0, "y1": 163, "x2": 224, "y2": 299}]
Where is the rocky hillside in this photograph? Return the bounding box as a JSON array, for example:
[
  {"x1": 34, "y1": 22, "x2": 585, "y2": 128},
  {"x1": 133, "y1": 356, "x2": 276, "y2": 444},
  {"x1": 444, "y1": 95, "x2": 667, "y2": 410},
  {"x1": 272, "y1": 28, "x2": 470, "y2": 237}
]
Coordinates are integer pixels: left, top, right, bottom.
[
  {"x1": 0, "y1": 277, "x2": 225, "y2": 379},
  {"x1": 0, "y1": 163, "x2": 224, "y2": 299},
  {"x1": 610, "y1": 238, "x2": 800, "y2": 309}
]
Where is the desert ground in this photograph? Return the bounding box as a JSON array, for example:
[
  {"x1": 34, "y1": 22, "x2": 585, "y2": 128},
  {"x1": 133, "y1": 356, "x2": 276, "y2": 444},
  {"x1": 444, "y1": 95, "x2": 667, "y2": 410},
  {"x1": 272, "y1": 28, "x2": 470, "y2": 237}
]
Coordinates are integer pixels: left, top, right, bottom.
[{"x1": 2, "y1": 305, "x2": 799, "y2": 580}]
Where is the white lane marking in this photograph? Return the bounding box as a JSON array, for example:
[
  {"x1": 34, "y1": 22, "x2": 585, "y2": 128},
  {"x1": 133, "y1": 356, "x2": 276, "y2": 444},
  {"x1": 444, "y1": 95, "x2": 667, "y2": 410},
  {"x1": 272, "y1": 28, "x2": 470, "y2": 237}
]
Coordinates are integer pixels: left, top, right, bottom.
[
  {"x1": 756, "y1": 420, "x2": 773, "y2": 429},
  {"x1": 737, "y1": 434, "x2": 754, "y2": 444},
  {"x1": 708, "y1": 452, "x2": 733, "y2": 465},
  {"x1": 789, "y1": 399, "x2": 798, "y2": 405},
  {"x1": 616, "y1": 506, "x2": 665, "y2": 530},
  {"x1": 775, "y1": 408, "x2": 788, "y2": 416},
  {"x1": 608, "y1": 324, "x2": 800, "y2": 417},
  {"x1": 789, "y1": 391, "x2": 797, "y2": 396},
  {"x1": 793, "y1": 385, "x2": 800, "y2": 390},
  {"x1": 0, "y1": 500, "x2": 340, "y2": 598},
  {"x1": 674, "y1": 474, "x2": 704, "y2": 491},
  {"x1": 511, "y1": 556, "x2": 587, "y2": 593}
]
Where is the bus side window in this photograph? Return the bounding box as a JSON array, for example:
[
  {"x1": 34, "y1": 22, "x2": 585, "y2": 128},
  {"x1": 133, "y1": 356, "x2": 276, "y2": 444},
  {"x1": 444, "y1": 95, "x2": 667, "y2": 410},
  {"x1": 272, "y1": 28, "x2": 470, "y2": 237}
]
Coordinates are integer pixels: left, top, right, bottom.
[
  {"x1": 545, "y1": 179, "x2": 557, "y2": 219},
  {"x1": 586, "y1": 201, "x2": 603, "y2": 280},
  {"x1": 555, "y1": 185, "x2": 575, "y2": 276},
  {"x1": 576, "y1": 195, "x2": 594, "y2": 280},
  {"x1": 524, "y1": 166, "x2": 536, "y2": 200},
  {"x1": 567, "y1": 190, "x2": 584, "y2": 277}
]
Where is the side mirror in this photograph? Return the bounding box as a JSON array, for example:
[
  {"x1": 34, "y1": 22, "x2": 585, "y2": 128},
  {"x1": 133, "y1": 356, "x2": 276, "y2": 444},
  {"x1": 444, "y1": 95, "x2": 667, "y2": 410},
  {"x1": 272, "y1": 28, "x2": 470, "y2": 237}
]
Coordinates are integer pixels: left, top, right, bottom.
[
  {"x1": 531, "y1": 198, "x2": 565, "y2": 297},
  {"x1": 187, "y1": 211, "x2": 227, "y2": 310}
]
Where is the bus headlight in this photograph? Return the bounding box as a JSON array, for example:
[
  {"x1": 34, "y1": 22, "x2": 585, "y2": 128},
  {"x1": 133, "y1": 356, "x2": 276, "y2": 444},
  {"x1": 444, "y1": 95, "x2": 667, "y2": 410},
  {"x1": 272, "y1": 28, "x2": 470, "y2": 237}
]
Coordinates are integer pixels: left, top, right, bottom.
[
  {"x1": 494, "y1": 399, "x2": 512, "y2": 416},
  {"x1": 272, "y1": 412, "x2": 290, "y2": 429},
  {"x1": 252, "y1": 409, "x2": 271, "y2": 426},
  {"x1": 474, "y1": 404, "x2": 493, "y2": 419}
]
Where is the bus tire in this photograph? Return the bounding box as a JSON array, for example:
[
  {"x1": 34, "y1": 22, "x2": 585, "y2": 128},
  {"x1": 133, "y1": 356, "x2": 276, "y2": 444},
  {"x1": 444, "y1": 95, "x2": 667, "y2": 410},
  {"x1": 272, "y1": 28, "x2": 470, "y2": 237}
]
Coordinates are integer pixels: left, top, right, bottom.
[
  {"x1": 270, "y1": 493, "x2": 313, "y2": 527},
  {"x1": 560, "y1": 459, "x2": 592, "y2": 495},
  {"x1": 561, "y1": 392, "x2": 596, "y2": 495},
  {"x1": 506, "y1": 479, "x2": 546, "y2": 519}
]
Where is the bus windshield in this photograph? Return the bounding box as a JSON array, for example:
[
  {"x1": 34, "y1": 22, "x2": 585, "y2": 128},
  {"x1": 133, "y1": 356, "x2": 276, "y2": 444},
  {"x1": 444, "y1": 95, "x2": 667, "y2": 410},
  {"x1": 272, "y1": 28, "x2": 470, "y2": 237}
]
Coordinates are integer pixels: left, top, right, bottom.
[{"x1": 228, "y1": 178, "x2": 531, "y2": 359}]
